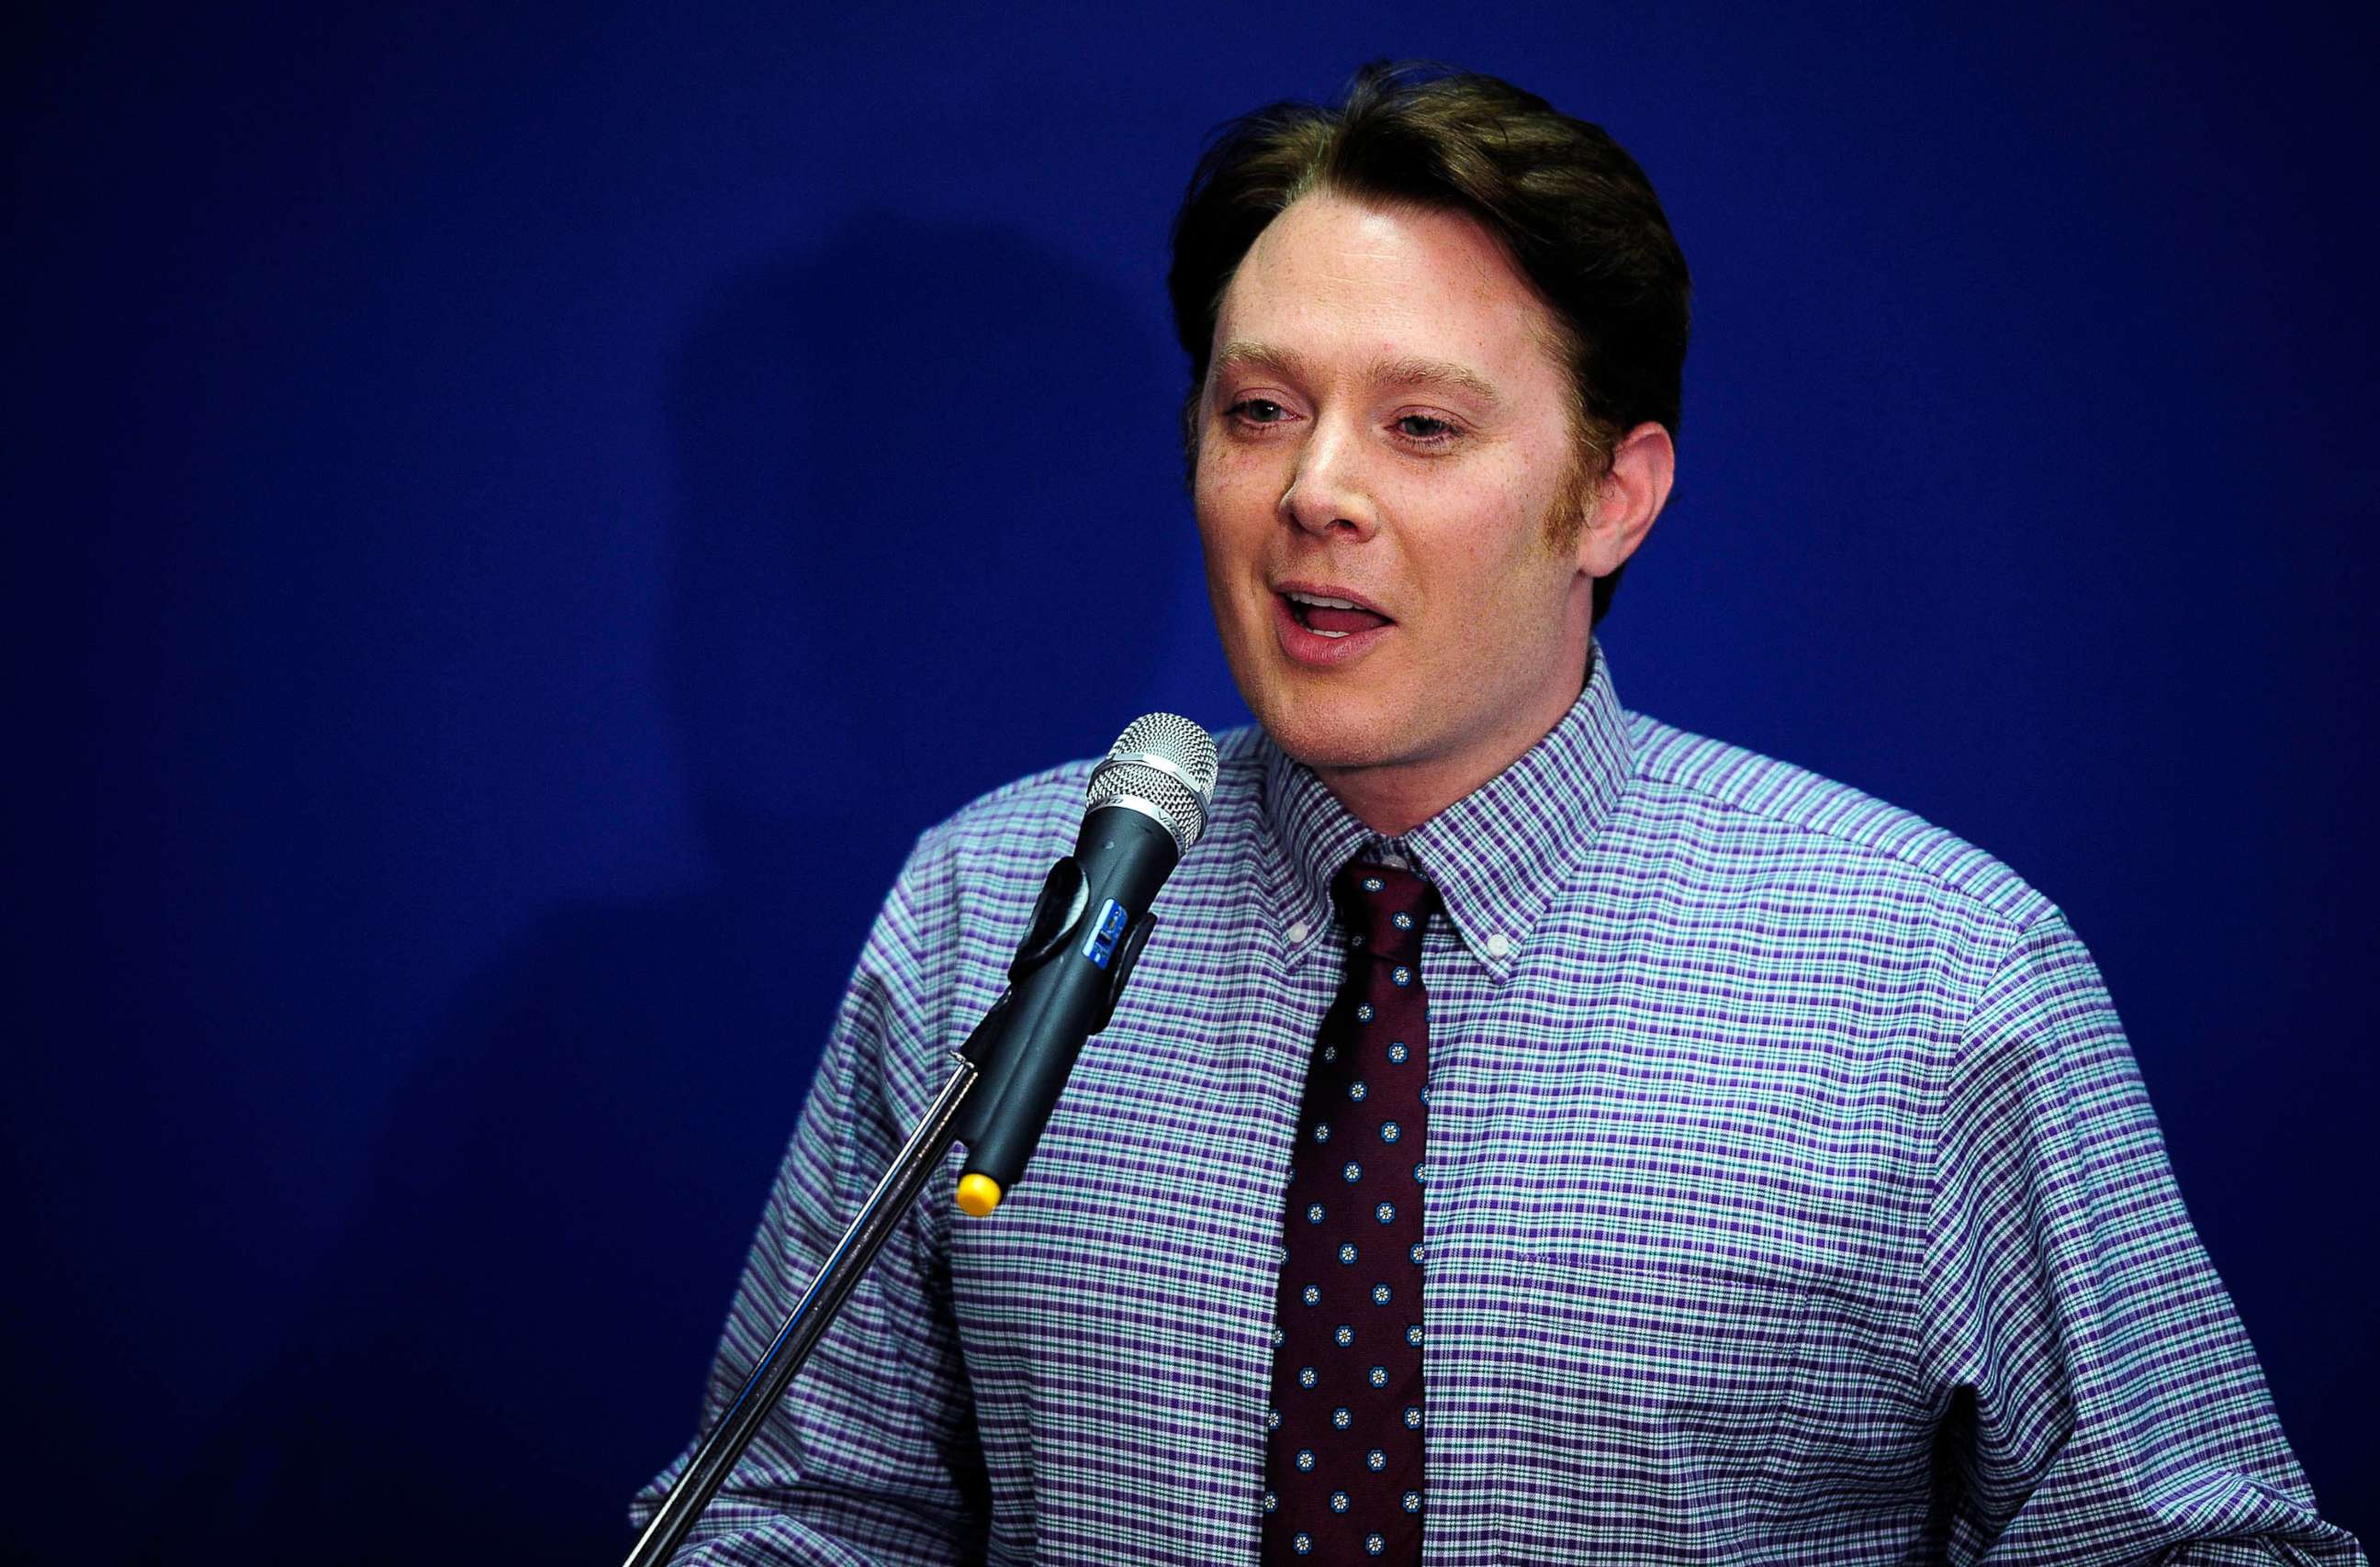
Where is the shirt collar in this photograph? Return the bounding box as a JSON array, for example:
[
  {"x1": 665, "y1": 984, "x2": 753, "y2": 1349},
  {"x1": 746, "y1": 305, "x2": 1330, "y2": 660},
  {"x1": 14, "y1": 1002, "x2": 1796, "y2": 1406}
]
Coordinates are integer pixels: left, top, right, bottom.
[{"x1": 1256, "y1": 636, "x2": 1637, "y2": 979}]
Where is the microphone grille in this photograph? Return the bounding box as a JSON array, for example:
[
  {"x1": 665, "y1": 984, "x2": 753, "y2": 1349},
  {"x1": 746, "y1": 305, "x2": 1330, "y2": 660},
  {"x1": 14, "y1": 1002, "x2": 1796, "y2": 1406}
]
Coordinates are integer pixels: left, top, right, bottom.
[{"x1": 1085, "y1": 712, "x2": 1218, "y2": 853}]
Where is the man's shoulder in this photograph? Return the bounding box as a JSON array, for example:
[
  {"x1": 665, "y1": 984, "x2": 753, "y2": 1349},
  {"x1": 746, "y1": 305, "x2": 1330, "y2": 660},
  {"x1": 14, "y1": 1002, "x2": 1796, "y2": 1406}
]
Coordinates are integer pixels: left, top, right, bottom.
[
  {"x1": 915, "y1": 755, "x2": 1097, "y2": 858},
  {"x1": 1619, "y1": 709, "x2": 2057, "y2": 937},
  {"x1": 907, "y1": 724, "x2": 1271, "y2": 873},
  {"x1": 905, "y1": 714, "x2": 2060, "y2": 938}
]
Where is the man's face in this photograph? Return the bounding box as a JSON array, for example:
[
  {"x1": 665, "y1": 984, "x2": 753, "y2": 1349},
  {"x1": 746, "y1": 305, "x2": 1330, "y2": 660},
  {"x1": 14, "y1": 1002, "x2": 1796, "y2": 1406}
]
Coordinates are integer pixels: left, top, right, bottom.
[{"x1": 1193, "y1": 189, "x2": 1600, "y2": 824}]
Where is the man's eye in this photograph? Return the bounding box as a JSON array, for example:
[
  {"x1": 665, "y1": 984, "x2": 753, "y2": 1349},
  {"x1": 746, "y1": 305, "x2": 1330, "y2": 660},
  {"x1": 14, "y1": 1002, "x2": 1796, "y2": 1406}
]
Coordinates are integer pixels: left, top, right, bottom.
[
  {"x1": 1228, "y1": 398, "x2": 1288, "y2": 425},
  {"x1": 1394, "y1": 414, "x2": 1456, "y2": 443}
]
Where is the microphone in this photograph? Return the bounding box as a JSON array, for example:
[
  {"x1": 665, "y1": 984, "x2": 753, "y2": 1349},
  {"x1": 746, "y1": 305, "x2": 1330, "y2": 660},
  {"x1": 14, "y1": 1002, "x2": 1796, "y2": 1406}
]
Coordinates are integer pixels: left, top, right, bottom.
[{"x1": 952, "y1": 712, "x2": 1218, "y2": 1216}]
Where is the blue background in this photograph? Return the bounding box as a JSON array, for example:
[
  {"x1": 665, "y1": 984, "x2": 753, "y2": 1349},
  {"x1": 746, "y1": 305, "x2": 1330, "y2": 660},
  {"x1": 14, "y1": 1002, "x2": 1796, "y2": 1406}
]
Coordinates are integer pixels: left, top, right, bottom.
[{"x1": 7, "y1": 3, "x2": 2374, "y2": 1560}]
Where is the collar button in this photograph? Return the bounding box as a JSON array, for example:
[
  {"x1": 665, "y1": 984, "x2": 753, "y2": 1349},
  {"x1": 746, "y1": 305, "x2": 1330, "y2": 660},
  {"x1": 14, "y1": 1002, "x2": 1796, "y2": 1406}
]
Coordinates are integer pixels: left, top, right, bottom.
[{"x1": 1485, "y1": 932, "x2": 1512, "y2": 958}]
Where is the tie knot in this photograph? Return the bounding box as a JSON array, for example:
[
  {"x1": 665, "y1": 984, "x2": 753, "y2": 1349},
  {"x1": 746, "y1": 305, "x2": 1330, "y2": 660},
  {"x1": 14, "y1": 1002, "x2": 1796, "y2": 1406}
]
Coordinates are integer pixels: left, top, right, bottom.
[{"x1": 1330, "y1": 861, "x2": 1437, "y2": 964}]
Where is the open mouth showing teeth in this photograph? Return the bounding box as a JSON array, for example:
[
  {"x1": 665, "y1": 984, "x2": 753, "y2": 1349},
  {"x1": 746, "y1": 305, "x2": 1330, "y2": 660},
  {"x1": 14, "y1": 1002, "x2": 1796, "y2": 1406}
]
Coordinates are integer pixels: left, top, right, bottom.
[{"x1": 1284, "y1": 590, "x2": 1392, "y2": 639}]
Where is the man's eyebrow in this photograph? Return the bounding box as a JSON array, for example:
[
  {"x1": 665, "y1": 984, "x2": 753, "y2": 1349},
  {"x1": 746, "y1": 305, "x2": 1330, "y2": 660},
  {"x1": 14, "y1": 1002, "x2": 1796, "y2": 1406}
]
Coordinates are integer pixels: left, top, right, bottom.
[
  {"x1": 1369, "y1": 353, "x2": 1503, "y2": 409},
  {"x1": 1210, "y1": 341, "x2": 1311, "y2": 386},
  {"x1": 1211, "y1": 341, "x2": 1504, "y2": 409}
]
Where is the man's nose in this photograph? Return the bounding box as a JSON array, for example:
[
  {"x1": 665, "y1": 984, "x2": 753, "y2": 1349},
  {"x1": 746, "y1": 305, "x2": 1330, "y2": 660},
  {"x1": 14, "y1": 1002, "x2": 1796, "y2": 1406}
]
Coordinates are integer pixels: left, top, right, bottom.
[{"x1": 1277, "y1": 416, "x2": 1379, "y2": 541}]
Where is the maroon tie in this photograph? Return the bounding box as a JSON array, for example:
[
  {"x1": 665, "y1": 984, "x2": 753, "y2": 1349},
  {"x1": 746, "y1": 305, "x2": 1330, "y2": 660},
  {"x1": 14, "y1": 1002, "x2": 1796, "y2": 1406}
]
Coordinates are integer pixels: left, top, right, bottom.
[{"x1": 1263, "y1": 862, "x2": 1438, "y2": 1563}]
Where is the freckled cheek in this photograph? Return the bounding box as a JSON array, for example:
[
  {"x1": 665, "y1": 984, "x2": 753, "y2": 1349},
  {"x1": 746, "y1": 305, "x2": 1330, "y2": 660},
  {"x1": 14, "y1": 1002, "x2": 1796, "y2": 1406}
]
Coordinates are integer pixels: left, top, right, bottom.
[
  {"x1": 1195, "y1": 468, "x2": 1276, "y2": 566},
  {"x1": 1405, "y1": 494, "x2": 1521, "y2": 581},
  {"x1": 1191, "y1": 506, "x2": 1272, "y2": 644},
  {"x1": 1405, "y1": 500, "x2": 1559, "y2": 660}
]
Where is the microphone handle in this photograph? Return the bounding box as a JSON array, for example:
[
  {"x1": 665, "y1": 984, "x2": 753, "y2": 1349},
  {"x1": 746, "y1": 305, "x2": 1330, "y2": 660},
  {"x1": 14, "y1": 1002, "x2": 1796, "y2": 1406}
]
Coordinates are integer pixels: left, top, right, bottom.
[{"x1": 955, "y1": 803, "x2": 1178, "y2": 1205}]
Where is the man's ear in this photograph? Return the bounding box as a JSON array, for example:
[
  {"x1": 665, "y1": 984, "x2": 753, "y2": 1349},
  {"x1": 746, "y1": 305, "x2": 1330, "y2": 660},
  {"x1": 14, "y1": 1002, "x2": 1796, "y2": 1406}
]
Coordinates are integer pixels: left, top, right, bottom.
[{"x1": 1577, "y1": 420, "x2": 1675, "y2": 578}]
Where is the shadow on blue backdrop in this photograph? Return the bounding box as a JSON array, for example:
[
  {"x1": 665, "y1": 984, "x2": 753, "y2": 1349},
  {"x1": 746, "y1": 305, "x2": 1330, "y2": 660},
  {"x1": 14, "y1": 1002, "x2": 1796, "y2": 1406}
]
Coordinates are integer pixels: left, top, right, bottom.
[{"x1": 136, "y1": 218, "x2": 1176, "y2": 1563}]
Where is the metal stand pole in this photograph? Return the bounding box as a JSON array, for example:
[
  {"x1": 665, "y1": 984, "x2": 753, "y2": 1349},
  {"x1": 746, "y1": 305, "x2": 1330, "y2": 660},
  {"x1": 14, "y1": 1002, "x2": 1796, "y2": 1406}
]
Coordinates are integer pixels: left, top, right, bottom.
[{"x1": 623, "y1": 1048, "x2": 982, "y2": 1567}]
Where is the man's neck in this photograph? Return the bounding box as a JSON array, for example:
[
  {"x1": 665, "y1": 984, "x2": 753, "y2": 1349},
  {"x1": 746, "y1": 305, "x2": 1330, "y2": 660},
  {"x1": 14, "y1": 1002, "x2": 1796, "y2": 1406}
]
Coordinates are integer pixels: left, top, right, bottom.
[
  {"x1": 1310, "y1": 661, "x2": 1594, "y2": 836},
  {"x1": 1308, "y1": 759, "x2": 1471, "y2": 837}
]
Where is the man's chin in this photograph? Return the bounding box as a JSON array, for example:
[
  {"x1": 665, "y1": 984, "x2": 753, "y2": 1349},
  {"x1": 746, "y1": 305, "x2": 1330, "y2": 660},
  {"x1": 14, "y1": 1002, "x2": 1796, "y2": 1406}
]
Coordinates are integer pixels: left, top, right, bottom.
[{"x1": 1253, "y1": 697, "x2": 1412, "y2": 775}]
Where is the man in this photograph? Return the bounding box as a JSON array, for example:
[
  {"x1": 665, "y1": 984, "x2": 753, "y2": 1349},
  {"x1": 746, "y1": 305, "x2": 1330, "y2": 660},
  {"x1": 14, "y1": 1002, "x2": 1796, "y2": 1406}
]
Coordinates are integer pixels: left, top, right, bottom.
[{"x1": 635, "y1": 63, "x2": 2362, "y2": 1564}]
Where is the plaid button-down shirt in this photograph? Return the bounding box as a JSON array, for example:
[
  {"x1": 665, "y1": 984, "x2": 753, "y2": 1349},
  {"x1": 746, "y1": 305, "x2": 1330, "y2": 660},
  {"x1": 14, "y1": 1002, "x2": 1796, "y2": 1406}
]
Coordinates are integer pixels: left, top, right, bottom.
[{"x1": 635, "y1": 640, "x2": 2361, "y2": 1565}]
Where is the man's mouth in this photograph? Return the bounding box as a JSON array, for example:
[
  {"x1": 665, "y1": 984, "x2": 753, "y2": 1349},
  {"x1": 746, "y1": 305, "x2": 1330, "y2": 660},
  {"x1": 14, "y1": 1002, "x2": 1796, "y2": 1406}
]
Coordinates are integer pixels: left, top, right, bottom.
[{"x1": 1282, "y1": 589, "x2": 1394, "y2": 639}]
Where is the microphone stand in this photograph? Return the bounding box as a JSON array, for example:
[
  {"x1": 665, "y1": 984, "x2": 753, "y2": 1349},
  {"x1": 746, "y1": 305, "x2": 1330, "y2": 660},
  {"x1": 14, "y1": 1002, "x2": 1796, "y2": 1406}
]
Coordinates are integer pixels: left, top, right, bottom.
[
  {"x1": 623, "y1": 999, "x2": 1009, "y2": 1567},
  {"x1": 623, "y1": 713, "x2": 1212, "y2": 1565}
]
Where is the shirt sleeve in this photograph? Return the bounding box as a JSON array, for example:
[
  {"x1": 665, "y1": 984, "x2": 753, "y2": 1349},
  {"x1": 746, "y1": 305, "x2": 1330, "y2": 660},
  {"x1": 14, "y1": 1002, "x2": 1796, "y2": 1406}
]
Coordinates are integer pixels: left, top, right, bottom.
[
  {"x1": 628, "y1": 841, "x2": 992, "y2": 1565},
  {"x1": 1918, "y1": 912, "x2": 2364, "y2": 1565}
]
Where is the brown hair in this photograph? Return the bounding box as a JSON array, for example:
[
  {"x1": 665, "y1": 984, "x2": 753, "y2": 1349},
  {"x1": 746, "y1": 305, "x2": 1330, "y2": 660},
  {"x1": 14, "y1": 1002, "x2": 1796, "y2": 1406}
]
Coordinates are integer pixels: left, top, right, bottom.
[{"x1": 1168, "y1": 61, "x2": 1690, "y2": 626}]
